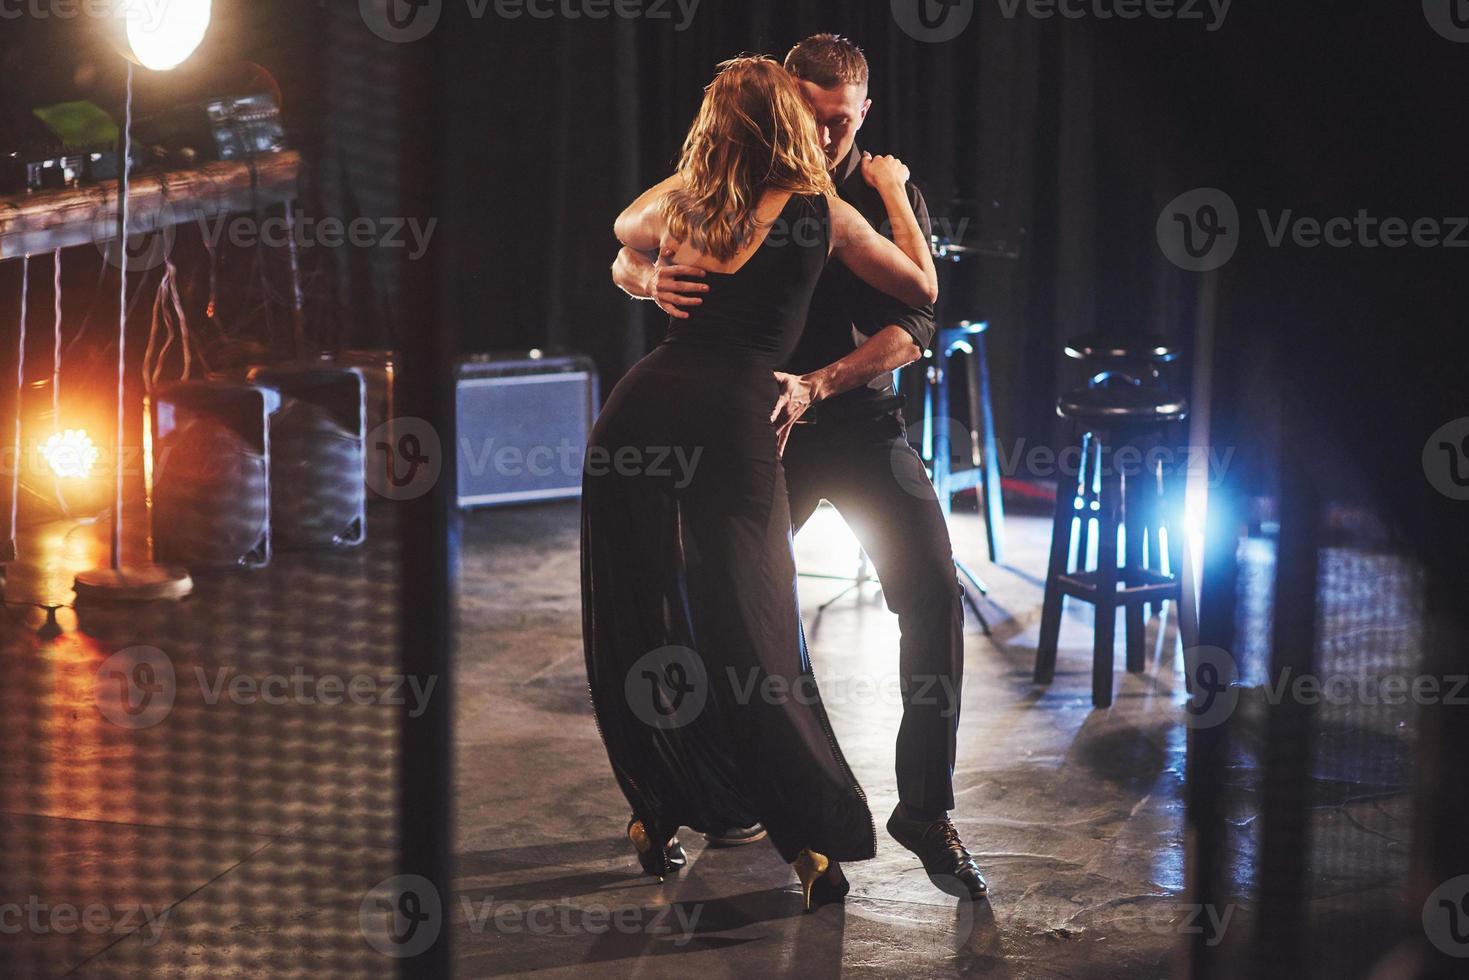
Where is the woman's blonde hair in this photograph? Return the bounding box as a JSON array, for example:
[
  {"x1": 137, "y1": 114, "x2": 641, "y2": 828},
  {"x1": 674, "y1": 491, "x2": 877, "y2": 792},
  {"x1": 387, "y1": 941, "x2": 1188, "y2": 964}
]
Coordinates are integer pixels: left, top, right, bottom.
[{"x1": 661, "y1": 56, "x2": 835, "y2": 262}]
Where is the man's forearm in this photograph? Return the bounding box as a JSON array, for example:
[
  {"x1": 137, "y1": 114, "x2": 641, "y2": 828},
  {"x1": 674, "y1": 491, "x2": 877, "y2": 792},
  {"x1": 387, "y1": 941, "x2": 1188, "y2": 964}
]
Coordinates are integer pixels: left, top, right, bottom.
[
  {"x1": 612, "y1": 246, "x2": 656, "y2": 300},
  {"x1": 805, "y1": 325, "x2": 922, "y2": 402}
]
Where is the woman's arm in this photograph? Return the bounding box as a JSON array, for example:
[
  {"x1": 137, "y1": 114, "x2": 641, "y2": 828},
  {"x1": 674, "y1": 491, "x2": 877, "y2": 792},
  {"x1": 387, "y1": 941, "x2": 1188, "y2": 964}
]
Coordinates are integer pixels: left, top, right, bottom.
[
  {"x1": 827, "y1": 155, "x2": 939, "y2": 307},
  {"x1": 613, "y1": 174, "x2": 683, "y2": 251}
]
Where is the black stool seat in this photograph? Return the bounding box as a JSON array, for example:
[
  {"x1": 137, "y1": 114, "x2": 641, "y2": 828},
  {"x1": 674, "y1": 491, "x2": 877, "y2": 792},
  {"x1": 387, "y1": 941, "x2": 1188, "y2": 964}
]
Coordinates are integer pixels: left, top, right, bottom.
[
  {"x1": 1057, "y1": 385, "x2": 1188, "y2": 426},
  {"x1": 1064, "y1": 334, "x2": 1182, "y2": 365}
]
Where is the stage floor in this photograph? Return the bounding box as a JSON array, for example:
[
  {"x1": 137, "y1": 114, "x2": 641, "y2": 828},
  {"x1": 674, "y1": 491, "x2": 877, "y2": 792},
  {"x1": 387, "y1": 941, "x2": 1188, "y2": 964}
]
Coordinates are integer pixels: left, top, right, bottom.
[
  {"x1": 454, "y1": 500, "x2": 1194, "y2": 979},
  {"x1": 1, "y1": 495, "x2": 1413, "y2": 977}
]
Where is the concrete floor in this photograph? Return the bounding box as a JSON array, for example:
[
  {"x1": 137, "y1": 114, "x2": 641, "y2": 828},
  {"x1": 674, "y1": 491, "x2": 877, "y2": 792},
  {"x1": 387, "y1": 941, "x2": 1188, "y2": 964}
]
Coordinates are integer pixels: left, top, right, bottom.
[
  {"x1": 454, "y1": 501, "x2": 1197, "y2": 979},
  {"x1": 0, "y1": 492, "x2": 1419, "y2": 977}
]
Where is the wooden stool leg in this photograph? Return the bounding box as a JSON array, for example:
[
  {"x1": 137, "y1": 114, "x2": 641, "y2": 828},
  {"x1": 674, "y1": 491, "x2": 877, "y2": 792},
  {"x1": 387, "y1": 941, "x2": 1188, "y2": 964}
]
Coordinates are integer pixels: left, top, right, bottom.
[
  {"x1": 1074, "y1": 433, "x2": 1095, "y2": 573},
  {"x1": 1177, "y1": 515, "x2": 1202, "y2": 652},
  {"x1": 971, "y1": 330, "x2": 1007, "y2": 564},
  {"x1": 1124, "y1": 465, "x2": 1147, "y2": 673},
  {"x1": 1143, "y1": 453, "x2": 1164, "y2": 620},
  {"x1": 1035, "y1": 440, "x2": 1078, "y2": 684},
  {"x1": 1148, "y1": 512, "x2": 1166, "y2": 619},
  {"x1": 1093, "y1": 463, "x2": 1121, "y2": 708},
  {"x1": 1165, "y1": 468, "x2": 1185, "y2": 626},
  {"x1": 933, "y1": 352, "x2": 953, "y2": 517}
]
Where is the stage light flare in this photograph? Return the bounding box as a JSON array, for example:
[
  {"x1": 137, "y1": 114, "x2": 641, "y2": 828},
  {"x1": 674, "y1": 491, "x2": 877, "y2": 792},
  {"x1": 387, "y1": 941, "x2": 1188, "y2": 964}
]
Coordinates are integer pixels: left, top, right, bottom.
[
  {"x1": 112, "y1": 0, "x2": 212, "y2": 72},
  {"x1": 793, "y1": 502, "x2": 863, "y2": 572},
  {"x1": 41, "y1": 429, "x2": 100, "y2": 480}
]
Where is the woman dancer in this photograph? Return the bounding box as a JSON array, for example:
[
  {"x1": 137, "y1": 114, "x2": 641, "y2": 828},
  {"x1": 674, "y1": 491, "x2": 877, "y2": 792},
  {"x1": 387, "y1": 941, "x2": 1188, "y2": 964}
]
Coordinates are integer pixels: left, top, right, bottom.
[{"x1": 582, "y1": 55, "x2": 937, "y2": 911}]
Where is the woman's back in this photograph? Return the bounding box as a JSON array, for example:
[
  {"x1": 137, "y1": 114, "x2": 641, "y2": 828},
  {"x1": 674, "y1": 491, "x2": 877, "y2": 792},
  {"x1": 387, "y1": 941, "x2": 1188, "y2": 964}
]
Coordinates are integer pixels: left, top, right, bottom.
[{"x1": 660, "y1": 193, "x2": 831, "y2": 367}]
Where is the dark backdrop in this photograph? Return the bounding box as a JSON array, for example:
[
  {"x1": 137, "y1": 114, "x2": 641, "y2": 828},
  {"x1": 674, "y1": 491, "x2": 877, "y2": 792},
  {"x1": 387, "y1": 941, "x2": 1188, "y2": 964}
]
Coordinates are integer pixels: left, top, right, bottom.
[
  {"x1": 3, "y1": 0, "x2": 1467, "y2": 531},
  {"x1": 434, "y1": 0, "x2": 1464, "y2": 464}
]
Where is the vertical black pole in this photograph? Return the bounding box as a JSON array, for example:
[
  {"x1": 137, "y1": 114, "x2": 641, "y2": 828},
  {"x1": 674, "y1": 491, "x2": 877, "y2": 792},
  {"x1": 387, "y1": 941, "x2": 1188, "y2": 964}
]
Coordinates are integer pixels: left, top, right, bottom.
[
  {"x1": 397, "y1": 18, "x2": 455, "y2": 980},
  {"x1": 1254, "y1": 399, "x2": 1318, "y2": 980},
  {"x1": 1186, "y1": 270, "x2": 1234, "y2": 980},
  {"x1": 113, "y1": 63, "x2": 133, "y2": 570}
]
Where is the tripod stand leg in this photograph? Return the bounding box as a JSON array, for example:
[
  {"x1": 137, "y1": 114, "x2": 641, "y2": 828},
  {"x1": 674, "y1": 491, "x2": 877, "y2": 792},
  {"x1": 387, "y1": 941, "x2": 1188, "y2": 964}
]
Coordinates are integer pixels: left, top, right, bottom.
[
  {"x1": 817, "y1": 580, "x2": 864, "y2": 614},
  {"x1": 954, "y1": 559, "x2": 992, "y2": 635}
]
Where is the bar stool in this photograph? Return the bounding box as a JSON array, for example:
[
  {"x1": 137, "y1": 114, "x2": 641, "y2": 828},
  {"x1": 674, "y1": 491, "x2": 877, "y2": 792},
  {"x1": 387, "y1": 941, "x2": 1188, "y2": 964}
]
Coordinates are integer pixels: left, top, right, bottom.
[
  {"x1": 1034, "y1": 383, "x2": 1200, "y2": 708},
  {"x1": 1065, "y1": 335, "x2": 1183, "y2": 618},
  {"x1": 930, "y1": 320, "x2": 1007, "y2": 564},
  {"x1": 1065, "y1": 333, "x2": 1181, "y2": 384}
]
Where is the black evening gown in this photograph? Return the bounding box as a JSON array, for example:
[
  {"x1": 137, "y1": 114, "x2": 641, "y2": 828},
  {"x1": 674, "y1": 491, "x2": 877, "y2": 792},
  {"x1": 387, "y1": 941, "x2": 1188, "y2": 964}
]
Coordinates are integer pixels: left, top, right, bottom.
[{"x1": 582, "y1": 193, "x2": 876, "y2": 863}]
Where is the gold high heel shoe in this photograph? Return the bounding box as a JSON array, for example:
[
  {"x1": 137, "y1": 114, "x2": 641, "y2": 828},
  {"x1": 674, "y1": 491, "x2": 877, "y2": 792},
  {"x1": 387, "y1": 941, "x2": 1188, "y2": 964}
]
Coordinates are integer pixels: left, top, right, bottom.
[
  {"x1": 792, "y1": 848, "x2": 849, "y2": 912},
  {"x1": 628, "y1": 818, "x2": 687, "y2": 882}
]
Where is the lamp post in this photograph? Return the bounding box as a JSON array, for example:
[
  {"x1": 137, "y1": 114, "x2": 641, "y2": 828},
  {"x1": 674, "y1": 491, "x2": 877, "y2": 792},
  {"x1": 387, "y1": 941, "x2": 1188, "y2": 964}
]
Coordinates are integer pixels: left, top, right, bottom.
[{"x1": 75, "y1": 0, "x2": 213, "y2": 601}]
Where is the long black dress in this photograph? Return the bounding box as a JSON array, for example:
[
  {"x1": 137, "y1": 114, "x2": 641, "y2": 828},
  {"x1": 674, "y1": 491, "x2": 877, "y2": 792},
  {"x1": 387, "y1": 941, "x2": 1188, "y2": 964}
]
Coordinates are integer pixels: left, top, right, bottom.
[{"x1": 582, "y1": 192, "x2": 876, "y2": 863}]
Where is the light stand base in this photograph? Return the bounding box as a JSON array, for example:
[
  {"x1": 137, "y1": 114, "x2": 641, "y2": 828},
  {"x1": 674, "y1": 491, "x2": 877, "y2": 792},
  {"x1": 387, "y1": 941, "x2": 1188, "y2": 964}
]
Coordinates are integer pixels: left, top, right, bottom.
[{"x1": 75, "y1": 565, "x2": 193, "y2": 602}]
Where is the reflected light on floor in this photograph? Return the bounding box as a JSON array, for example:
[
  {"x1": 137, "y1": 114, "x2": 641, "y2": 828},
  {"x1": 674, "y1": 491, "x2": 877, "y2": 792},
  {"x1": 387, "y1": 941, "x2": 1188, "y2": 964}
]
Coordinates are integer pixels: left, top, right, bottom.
[{"x1": 792, "y1": 502, "x2": 863, "y2": 574}]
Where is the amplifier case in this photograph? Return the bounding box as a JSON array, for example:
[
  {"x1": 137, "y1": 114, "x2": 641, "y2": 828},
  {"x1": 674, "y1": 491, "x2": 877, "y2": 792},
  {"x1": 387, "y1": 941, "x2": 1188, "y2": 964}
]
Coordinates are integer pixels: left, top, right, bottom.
[{"x1": 455, "y1": 355, "x2": 600, "y2": 509}]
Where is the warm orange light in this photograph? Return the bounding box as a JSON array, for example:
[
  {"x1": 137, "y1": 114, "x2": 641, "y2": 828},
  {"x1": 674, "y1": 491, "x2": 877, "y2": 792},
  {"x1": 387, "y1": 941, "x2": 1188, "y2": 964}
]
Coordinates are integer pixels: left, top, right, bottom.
[{"x1": 42, "y1": 429, "x2": 100, "y2": 480}]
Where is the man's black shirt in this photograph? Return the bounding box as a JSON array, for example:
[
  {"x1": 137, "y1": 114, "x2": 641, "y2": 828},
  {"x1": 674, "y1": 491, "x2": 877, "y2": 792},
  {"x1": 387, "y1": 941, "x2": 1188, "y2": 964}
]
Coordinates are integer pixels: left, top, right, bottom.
[{"x1": 783, "y1": 143, "x2": 937, "y2": 421}]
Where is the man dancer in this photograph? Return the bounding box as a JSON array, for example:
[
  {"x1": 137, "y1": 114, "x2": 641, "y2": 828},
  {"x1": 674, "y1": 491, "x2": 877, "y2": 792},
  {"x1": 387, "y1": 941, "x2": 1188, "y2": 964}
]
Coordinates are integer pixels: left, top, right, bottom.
[{"x1": 610, "y1": 35, "x2": 987, "y2": 901}]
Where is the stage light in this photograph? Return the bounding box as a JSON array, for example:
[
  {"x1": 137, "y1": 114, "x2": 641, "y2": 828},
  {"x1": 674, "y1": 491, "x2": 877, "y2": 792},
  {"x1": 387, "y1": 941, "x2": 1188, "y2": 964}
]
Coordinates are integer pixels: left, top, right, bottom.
[
  {"x1": 41, "y1": 430, "x2": 99, "y2": 481},
  {"x1": 110, "y1": 0, "x2": 213, "y2": 72},
  {"x1": 75, "y1": 0, "x2": 213, "y2": 600}
]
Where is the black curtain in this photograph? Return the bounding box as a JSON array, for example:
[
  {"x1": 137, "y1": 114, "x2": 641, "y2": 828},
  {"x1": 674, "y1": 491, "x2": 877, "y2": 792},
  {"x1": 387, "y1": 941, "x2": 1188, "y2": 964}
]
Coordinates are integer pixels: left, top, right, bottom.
[{"x1": 440, "y1": 1, "x2": 1063, "y2": 453}]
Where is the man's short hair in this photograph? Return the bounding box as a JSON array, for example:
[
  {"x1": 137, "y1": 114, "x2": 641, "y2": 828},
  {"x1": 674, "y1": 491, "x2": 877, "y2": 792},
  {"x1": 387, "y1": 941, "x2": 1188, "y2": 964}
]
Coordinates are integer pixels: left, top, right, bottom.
[{"x1": 784, "y1": 34, "x2": 869, "y2": 90}]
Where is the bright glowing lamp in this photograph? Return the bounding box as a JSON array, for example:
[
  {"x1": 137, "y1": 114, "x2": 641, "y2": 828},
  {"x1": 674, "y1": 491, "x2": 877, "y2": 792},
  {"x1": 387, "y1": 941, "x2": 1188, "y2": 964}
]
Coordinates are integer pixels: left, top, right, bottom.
[
  {"x1": 110, "y1": 0, "x2": 213, "y2": 71},
  {"x1": 42, "y1": 430, "x2": 100, "y2": 481}
]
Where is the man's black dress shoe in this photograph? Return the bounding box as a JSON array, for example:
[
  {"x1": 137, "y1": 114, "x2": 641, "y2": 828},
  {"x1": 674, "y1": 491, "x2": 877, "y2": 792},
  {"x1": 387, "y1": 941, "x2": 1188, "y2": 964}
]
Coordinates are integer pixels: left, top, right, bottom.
[
  {"x1": 886, "y1": 803, "x2": 989, "y2": 900},
  {"x1": 704, "y1": 823, "x2": 769, "y2": 847}
]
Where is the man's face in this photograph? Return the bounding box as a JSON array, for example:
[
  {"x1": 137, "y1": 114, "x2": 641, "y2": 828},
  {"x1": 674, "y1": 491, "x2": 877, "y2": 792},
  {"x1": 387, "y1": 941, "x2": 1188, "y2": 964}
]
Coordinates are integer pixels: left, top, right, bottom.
[{"x1": 795, "y1": 79, "x2": 871, "y2": 170}]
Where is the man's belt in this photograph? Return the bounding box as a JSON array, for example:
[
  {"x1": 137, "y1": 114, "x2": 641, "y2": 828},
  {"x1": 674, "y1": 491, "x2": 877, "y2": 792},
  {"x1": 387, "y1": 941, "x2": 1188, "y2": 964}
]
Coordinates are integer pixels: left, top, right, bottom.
[{"x1": 805, "y1": 393, "x2": 905, "y2": 425}]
